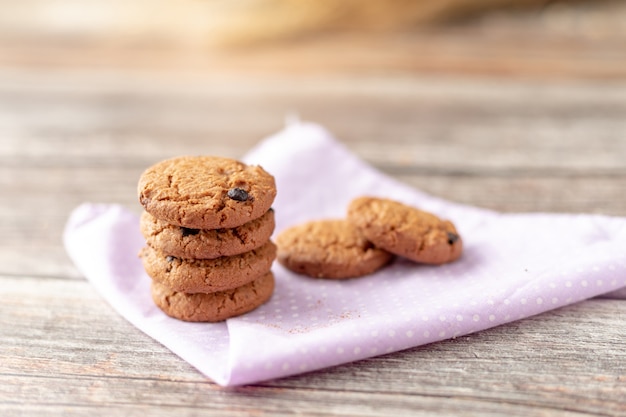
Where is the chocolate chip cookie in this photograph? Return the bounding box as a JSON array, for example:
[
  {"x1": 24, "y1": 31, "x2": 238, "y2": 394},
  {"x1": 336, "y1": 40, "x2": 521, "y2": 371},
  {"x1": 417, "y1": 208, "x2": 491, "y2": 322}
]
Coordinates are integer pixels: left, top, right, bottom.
[
  {"x1": 275, "y1": 219, "x2": 393, "y2": 279},
  {"x1": 151, "y1": 271, "x2": 275, "y2": 322},
  {"x1": 138, "y1": 156, "x2": 276, "y2": 229},
  {"x1": 347, "y1": 197, "x2": 462, "y2": 264},
  {"x1": 139, "y1": 240, "x2": 277, "y2": 293},
  {"x1": 139, "y1": 208, "x2": 275, "y2": 259}
]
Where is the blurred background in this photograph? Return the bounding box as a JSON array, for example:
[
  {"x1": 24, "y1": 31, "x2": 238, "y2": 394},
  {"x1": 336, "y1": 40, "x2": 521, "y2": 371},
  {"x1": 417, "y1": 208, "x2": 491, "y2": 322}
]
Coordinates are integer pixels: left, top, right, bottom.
[{"x1": 0, "y1": 0, "x2": 625, "y2": 77}]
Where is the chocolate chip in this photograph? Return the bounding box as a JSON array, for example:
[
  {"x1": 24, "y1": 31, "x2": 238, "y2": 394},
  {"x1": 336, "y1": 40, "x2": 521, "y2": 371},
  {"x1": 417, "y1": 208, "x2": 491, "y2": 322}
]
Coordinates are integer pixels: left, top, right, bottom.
[
  {"x1": 447, "y1": 232, "x2": 459, "y2": 245},
  {"x1": 181, "y1": 227, "x2": 200, "y2": 237},
  {"x1": 227, "y1": 188, "x2": 249, "y2": 202},
  {"x1": 166, "y1": 255, "x2": 175, "y2": 262}
]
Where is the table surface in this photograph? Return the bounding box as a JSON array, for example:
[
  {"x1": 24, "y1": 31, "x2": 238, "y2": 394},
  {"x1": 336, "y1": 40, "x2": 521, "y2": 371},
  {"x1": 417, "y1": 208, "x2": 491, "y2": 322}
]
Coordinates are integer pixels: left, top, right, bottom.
[{"x1": 2, "y1": 2, "x2": 626, "y2": 416}]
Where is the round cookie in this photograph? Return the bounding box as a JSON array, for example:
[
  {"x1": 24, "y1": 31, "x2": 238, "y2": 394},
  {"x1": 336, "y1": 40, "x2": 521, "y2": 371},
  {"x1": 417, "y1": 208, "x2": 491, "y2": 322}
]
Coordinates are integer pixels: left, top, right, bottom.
[
  {"x1": 347, "y1": 197, "x2": 462, "y2": 265},
  {"x1": 140, "y1": 208, "x2": 275, "y2": 259},
  {"x1": 151, "y1": 271, "x2": 275, "y2": 322},
  {"x1": 275, "y1": 219, "x2": 393, "y2": 279},
  {"x1": 139, "y1": 240, "x2": 276, "y2": 293},
  {"x1": 138, "y1": 156, "x2": 276, "y2": 229}
]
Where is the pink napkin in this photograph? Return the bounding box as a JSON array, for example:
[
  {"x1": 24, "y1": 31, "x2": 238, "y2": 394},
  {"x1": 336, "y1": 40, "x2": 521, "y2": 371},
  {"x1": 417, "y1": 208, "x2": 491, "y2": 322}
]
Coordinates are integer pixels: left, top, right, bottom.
[{"x1": 64, "y1": 122, "x2": 626, "y2": 386}]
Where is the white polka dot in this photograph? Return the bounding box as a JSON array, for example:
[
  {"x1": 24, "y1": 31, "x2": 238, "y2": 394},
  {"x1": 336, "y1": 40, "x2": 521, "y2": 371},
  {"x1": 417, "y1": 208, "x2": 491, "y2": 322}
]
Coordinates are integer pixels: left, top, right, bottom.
[
  {"x1": 422, "y1": 316, "x2": 429, "y2": 322},
  {"x1": 596, "y1": 280, "x2": 603, "y2": 287},
  {"x1": 565, "y1": 281, "x2": 572, "y2": 287},
  {"x1": 552, "y1": 297, "x2": 559, "y2": 304},
  {"x1": 581, "y1": 280, "x2": 588, "y2": 287},
  {"x1": 456, "y1": 315, "x2": 464, "y2": 322},
  {"x1": 423, "y1": 330, "x2": 430, "y2": 337},
  {"x1": 504, "y1": 299, "x2": 511, "y2": 305},
  {"x1": 520, "y1": 298, "x2": 527, "y2": 305},
  {"x1": 489, "y1": 314, "x2": 496, "y2": 322},
  {"x1": 336, "y1": 347, "x2": 344, "y2": 354},
  {"x1": 536, "y1": 297, "x2": 543, "y2": 305},
  {"x1": 406, "y1": 330, "x2": 414, "y2": 338},
  {"x1": 353, "y1": 347, "x2": 361, "y2": 355},
  {"x1": 472, "y1": 314, "x2": 480, "y2": 322},
  {"x1": 370, "y1": 347, "x2": 378, "y2": 354},
  {"x1": 438, "y1": 331, "x2": 446, "y2": 338},
  {"x1": 388, "y1": 330, "x2": 396, "y2": 337},
  {"x1": 439, "y1": 315, "x2": 446, "y2": 322},
  {"x1": 282, "y1": 363, "x2": 290, "y2": 371}
]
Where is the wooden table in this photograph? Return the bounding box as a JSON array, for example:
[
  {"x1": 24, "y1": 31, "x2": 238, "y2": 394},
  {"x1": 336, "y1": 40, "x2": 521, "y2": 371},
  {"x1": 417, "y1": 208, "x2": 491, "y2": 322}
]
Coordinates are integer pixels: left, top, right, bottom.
[{"x1": 2, "y1": 3, "x2": 626, "y2": 416}]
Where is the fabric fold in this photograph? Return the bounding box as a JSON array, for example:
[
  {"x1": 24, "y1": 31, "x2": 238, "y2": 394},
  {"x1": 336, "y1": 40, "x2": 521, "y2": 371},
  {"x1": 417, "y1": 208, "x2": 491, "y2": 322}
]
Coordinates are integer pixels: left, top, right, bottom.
[{"x1": 63, "y1": 121, "x2": 626, "y2": 386}]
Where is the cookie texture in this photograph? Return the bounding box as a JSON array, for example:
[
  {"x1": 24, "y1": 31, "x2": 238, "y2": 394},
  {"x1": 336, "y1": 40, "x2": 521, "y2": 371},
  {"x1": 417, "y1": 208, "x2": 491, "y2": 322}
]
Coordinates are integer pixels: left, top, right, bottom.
[
  {"x1": 138, "y1": 156, "x2": 276, "y2": 229},
  {"x1": 275, "y1": 219, "x2": 393, "y2": 279},
  {"x1": 140, "y1": 240, "x2": 276, "y2": 293},
  {"x1": 140, "y1": 208, "x2": 275, "y2": 259},
  {"x1": 151, "y1": 271, "x2": 275, "y2": 322},
  {"x1": 347, "y1": 197, "x2": 462, "y2": 265}
]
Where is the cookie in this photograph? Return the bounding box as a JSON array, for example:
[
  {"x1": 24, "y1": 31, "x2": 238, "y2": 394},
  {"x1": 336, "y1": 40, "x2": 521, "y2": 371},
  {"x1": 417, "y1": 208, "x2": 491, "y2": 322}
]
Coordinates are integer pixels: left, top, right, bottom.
[
  {"x1": 275, "y1": 219, "x2": 393, "y2": 279},
  {"x1": 139, "y1": 240, "x2": 276, "y2": 293},
  {"x1": 139, "y1": 208, "x2": 275, "y2": 259},
  {"x1": 151, "y1": 271, "x2": 275, "y2": 322},
  {"x1": 347, "y1": 197, "x2": 462, "y2": 265},
  {"x1": 138, "y1": 156, "x2": 276, "y2": 229}
]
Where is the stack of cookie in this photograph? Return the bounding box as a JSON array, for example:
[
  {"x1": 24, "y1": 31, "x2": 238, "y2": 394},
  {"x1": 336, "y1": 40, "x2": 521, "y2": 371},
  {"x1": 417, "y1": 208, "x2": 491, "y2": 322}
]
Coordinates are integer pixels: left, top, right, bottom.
[{"x1": 137, "y1": 156, "x2": 277, "y2": 322}]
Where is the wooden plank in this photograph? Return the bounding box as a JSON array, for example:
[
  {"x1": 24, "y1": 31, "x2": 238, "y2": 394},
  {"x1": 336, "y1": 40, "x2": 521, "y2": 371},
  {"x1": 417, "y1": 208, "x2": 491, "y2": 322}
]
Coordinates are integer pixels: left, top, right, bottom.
[
  {"x1": 1, "y1": 275, "x2": 624, "y2": 416},
  {"x1": 2, "y1": 72, "x2": 626, "y2": 172}
]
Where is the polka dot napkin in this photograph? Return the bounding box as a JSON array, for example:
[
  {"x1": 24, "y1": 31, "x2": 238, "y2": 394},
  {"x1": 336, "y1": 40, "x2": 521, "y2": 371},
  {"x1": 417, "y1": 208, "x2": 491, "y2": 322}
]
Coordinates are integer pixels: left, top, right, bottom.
[{"x1": 64, "y1": 122, "x2": 626, "y2": 386}]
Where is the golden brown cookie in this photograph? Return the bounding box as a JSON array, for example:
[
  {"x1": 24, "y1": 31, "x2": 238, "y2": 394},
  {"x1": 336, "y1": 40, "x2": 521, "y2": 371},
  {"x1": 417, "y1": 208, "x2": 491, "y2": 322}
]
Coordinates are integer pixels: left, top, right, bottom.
[
  {"x1": 275, "y1": 219, "x2": 393, "y2": 279},
  {"x1": 139, "y1": 241, "x2": 276, "y2": 294},
  {"x1": 139, "y1": 208, "x2": 275, "y2": 259},
  {"x1": 138, "y1": 156, "x2": 276, "y2": 229},
  {"x1": 151, "y1": 271, "x2": 275, "y2": 322},
  {"x1": 347, "y1": 197, "x2": 462, "y2": 265}
]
